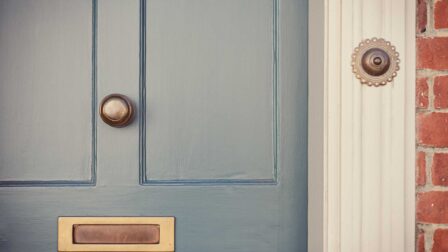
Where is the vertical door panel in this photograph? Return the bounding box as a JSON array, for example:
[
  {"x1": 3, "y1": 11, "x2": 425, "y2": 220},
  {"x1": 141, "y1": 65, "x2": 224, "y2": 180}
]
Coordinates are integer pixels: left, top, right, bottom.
[
  {"x1": 0, "y1": 0, "x2": 95, "y2": 183},
  {"x1": 144, "y1": 0, "x2": 276, "y2": 183}
]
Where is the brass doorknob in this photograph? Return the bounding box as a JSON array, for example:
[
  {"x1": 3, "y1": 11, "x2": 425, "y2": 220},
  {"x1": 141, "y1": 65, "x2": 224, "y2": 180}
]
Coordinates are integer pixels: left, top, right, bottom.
[{"x1": 100, "y1": 94, "x2": 135, "y2": 127}]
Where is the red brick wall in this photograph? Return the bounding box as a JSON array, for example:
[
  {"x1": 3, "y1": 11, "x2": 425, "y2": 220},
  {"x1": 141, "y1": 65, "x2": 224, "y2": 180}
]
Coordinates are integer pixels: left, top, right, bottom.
[{"x1": 417, "y1": 0, "x2": 448, "y2": 251}]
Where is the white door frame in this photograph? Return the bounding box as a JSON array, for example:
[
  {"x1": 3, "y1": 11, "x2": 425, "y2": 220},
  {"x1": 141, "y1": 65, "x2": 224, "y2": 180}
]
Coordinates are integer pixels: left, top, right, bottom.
[{"x1": 308, "y1": 0, "x2": 416, "y2": 251}]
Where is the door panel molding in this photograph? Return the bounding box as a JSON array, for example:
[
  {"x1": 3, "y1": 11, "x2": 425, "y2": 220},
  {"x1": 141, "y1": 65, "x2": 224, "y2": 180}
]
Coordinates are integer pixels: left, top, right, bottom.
[
  {"x1": 309, "y1": 0, "x2": 416, "y2": 251},
  {"x1": 0, "y1": 0, "x2": 98, "y2": 187},
  {"x1": 139, "y1": 0, "x2": 280, "y2": 186}
]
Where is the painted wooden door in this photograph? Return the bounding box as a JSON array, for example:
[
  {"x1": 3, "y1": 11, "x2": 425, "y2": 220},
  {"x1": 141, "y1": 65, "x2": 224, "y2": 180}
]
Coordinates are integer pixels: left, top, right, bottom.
[{"x1": 0, "y1": 0, "x2": 308, "y2": 251}]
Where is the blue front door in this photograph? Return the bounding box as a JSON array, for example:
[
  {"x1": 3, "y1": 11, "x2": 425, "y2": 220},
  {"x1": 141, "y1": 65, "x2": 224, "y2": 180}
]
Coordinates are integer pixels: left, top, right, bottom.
[{"x1": 0, "y1": 0, "x2": 308, "y2": 251}]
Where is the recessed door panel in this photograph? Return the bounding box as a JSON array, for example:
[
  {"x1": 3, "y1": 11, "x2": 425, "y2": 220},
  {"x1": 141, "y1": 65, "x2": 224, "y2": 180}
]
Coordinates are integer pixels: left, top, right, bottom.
[
  {"x1": 0, "y1": 0, "x2": 95, "y2": 183},
  {"x1": 144, "y1": 0, "x2": 276, "y2": 183}
]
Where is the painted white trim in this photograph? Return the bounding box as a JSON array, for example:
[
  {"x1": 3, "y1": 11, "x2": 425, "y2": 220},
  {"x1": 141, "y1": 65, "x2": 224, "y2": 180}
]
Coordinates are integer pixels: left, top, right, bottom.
[
  {"x1": 404, "y1": 0, "x2": 416, "y2": 250},
  {"x1": 308, "y1": 0, "x2": 416, "y2": 251}
]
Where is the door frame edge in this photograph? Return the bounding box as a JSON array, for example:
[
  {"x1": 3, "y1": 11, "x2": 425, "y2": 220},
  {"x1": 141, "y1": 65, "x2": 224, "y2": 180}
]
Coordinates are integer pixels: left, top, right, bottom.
[
  {"x1": 308, "y1": 0, "x2": 326, "y2": 251},
  {"x1": 308, "y1": 0, "x2": 416, "y2": 251}
]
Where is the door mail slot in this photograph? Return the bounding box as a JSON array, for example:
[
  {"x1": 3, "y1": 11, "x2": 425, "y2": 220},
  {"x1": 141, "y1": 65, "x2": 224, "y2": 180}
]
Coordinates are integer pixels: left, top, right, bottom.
[
  {"x1": 58, "y1": 217, "x2": 174, "y2": 252},
  {"x1": 73, "y1": 224, "x2": 160, "y2": 244}
]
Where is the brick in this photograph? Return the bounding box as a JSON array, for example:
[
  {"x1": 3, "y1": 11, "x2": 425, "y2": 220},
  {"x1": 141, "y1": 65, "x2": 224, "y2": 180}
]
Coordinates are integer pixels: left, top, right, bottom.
[
  {"x1": 433, "y1": 153, "x2": 448, "y2": 186},
  {"x1": 435, "y1": 76, "x2": 448, "y2": 109},
  {"x1": 417, "y1": 37, "x2": 448, "y2": 70},
  {"x1": 417, "y1": 152, "x2": 426, "y2": 186},
  {"x1": 433, "y1": 229, "x2": 448, "y2": 251},
  {"x1": 417, "y1": 112, "x2": 448, "y2": 147},
  {"x1": 417, "y1": 229, "x2": 425, "y2": 252},
  {"x1": 417, "y1": 78, "x2": 429, "y2": 109},
  {"x1": 417, "y1": 191, "x2": 448, "y2": 223},
  {"x1": 435, "y1": 0, "x2": 448, "y2": 29},
  {"x1": 417, "y1": 0, "x2": 428, "y2": 33}
]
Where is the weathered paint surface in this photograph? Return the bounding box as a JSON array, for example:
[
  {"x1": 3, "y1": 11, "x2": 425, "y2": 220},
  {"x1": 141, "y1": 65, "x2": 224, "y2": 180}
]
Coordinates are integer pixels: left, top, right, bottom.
[{"x1": 0, "y1": 0, "x2": 308, "y2": 251}]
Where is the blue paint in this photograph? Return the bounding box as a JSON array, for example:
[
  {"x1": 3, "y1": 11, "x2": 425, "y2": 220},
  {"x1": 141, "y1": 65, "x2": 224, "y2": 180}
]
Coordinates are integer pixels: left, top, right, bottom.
[
  {"x1": 139, "y1": 0, "x2": 280, "y2": 186},
  {"x1": 0, "y1": 0, "x2": 308, "y2": 251},
  {"x1": 0, "y1": 0, "x2": 98, "y2": 187}
]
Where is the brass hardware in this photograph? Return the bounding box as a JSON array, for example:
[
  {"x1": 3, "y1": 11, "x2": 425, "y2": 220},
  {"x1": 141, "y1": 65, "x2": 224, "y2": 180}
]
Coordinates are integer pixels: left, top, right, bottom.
[
  {"x1": 58, "y1": 217, "x2": 175, "y2": 252},
  {"x1": 351, "y1": 38, "x2": 400, "y2": 86},
  {"x1": 100, "y1": 94, "x2": 135, "y2": 127},
  {"x1": 361, "y1": 48, "x2": 390, "y2": 76}
]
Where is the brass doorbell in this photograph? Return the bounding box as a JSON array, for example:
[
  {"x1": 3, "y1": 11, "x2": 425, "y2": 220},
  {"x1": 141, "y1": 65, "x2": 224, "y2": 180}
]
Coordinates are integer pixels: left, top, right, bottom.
[{"x1": 352, "y1": 38, "x2": 400, "y2": 86}]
